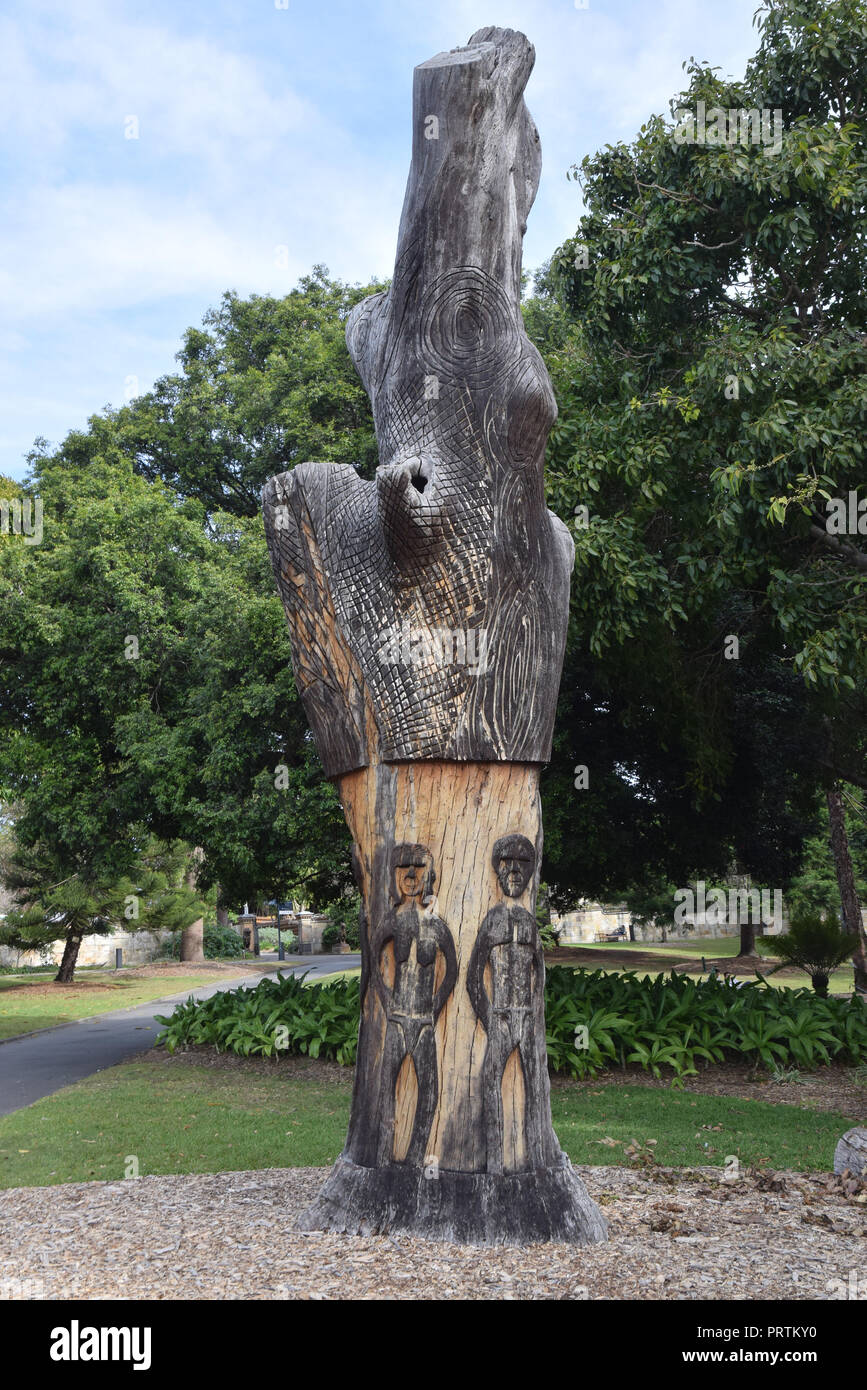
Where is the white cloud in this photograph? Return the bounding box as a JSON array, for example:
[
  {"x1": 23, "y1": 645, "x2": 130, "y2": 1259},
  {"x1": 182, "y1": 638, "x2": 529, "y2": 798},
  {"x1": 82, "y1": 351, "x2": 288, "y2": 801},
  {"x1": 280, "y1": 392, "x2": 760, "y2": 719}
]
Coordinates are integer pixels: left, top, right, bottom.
[{"x1": 0, "y1": 0, "x2": 768, "y2": 480}]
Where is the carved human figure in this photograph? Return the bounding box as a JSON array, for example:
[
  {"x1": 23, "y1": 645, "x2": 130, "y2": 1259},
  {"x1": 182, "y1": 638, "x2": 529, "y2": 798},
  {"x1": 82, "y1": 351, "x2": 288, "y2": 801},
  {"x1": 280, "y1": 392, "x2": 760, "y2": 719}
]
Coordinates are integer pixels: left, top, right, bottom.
[
  {"x1": 466, "y1": 834, "x2": 547, "y2": 1173},
  {"x1": 370, "y1": 843, "x2": 457, "y2": 1165}
]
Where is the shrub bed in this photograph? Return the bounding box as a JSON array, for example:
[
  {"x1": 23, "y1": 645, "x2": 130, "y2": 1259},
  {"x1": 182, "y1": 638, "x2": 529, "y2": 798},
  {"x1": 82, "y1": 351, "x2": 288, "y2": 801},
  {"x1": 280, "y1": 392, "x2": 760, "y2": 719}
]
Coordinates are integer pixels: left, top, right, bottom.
[
  {"x1": 155, "y1": 966, "x2": 867, "y2": 1078},
  {"x1": 164, "y1": 924, "x2": 246, "y2": 960}
]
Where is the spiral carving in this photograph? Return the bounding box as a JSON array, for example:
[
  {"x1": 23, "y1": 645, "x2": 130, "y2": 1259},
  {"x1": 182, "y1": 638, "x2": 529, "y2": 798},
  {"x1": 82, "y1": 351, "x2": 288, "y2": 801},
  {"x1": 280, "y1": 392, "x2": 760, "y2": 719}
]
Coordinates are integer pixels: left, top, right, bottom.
[{"x1": 417, "y1": 268, "x2": 522, "y2": 390}]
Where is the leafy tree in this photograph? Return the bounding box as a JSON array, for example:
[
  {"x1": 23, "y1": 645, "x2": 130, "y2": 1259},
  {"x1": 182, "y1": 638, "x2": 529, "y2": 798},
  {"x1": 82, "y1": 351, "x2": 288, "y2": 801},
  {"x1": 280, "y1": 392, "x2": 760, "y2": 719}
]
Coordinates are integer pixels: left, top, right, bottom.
[
  {"x1": 322, "y1": 892, "x2": 362, "y2": 952},
  {"x1": 533, "y1": 0, "x2": 866, "y2": 952},
  {"x1": 0, "y1": 837, "x2": 207, "y2": 982},
  {"x1": 0, "y1": 444, "x2": 353, "y2": 929},
  {"x1": 166, "y1": 922, "x2": 244, "y2": 960},
  {"x1": 116, "y1": 267, "x2": 381, "y2": 515},
  {"x1": 788, "y1": 787, "x2": 867, "y2": 915}
]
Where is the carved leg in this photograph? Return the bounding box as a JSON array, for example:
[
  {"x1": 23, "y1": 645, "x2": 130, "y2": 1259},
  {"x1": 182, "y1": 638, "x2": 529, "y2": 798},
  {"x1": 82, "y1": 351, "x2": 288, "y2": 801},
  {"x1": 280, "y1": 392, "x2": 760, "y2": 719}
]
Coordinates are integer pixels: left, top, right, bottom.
[
  {"x1": 483, "y1": 1023, "x2": 509, "y2": 1176},
  {"x1": 376, "y1": 1023, "x2": 409, "y2": 1164},
  {"x1": 404, "y1": 1027, "x2": 438, "y2": 1168}
]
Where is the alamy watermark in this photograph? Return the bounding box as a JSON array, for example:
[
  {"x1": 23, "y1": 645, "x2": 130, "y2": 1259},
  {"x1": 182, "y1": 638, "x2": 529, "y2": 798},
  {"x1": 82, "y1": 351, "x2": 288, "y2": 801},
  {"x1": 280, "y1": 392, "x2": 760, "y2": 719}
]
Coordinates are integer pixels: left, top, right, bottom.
[
  {"x1": 0, "y1": 497, "x2": 43, "y2": 545},
  {"x1": 673, "y1": 101, "x2": 783, "y2": 156},
  {"x1": 378, "y1": 621, "x2": 489, "y2": 675},
  {"x1": 674, "y1": 880, "x2": 783, "y2": 930},
  {"x1": 825, "y1": 491, "x2": 866, "y2": 536}
]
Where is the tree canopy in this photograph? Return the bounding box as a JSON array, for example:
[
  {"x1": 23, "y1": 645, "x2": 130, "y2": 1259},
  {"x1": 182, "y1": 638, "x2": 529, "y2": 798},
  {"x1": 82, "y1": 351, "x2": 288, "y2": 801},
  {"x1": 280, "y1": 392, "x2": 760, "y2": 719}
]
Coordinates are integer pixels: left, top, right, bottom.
[{"x1": 3, "y1": 2, "x2": 865, "y2": 936}]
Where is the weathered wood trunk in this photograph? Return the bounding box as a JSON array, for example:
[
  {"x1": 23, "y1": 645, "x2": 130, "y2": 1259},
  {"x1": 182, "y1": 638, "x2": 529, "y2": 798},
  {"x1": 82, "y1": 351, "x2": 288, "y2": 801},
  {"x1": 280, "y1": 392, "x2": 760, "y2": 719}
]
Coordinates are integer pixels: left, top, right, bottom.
[
  {"x1": 180, "y1": 849, "x2": 206, "y2": 964},
  {"x1": 262, "y1": 26, "x2": 607, "y2": 1245},
  {"x1": 739, "y1": 918, "x2": 756, "y2": 958}
]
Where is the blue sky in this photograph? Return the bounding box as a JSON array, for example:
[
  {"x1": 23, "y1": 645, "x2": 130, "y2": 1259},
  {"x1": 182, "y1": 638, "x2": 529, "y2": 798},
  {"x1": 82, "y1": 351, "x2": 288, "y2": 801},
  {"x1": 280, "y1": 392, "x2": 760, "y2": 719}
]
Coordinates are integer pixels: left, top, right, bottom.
[{"x1": 1, "y1": 0, "x2": 763, "y2": 482}]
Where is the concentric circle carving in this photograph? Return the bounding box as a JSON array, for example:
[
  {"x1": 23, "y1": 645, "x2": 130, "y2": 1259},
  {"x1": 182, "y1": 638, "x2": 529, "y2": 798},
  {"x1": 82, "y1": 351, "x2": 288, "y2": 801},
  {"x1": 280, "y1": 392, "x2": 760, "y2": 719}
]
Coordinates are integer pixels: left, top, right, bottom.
[{"x1": 417, "y1": 268, "x2": 521, "y2": 389}]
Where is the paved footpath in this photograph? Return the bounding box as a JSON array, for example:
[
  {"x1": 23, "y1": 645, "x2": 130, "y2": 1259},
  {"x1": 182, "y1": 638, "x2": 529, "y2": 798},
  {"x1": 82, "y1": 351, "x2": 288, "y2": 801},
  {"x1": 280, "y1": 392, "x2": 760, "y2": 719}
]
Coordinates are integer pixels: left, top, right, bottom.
[{"x1": 0, "y1": 955, "x2": 361, "y2": 1116}]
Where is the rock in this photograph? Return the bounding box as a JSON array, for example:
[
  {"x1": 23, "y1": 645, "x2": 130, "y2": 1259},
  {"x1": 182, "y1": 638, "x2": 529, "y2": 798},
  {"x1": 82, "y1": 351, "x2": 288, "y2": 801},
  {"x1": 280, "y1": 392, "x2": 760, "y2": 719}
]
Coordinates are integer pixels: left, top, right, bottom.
[{"x1": 833, "y1": 1127, "x2": 867, "y2": 1177}]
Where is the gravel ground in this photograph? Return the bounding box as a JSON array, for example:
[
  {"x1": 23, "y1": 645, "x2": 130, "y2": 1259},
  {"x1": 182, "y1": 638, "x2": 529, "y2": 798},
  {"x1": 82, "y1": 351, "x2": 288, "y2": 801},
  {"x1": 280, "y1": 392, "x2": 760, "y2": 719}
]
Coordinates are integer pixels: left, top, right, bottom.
[{"x1": 1, "y1": 1164, "x2": 865, "y2": 1301}]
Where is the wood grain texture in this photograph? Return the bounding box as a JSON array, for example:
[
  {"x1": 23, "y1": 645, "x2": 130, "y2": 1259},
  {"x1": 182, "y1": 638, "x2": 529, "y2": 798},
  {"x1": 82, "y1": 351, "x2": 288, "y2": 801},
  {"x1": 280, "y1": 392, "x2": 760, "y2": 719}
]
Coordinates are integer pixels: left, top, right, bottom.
[
  {"x1": 264, "y1": 26, "x2": 607, "y2": 1245},
  {"x1": 297, "y1": 760, "x2": 607, "y2": 1244},
  {"x1": 262, "y1": 25, "x2": 574, "y2": 776}
]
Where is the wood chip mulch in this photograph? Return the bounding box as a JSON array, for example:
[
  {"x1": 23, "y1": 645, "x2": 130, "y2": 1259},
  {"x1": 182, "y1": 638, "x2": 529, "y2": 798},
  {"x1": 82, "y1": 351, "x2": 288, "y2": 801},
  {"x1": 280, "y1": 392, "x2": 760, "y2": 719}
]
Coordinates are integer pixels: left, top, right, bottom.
[{"x1": 1, "y1": 1163, "x2": 865, "y2": 1301}]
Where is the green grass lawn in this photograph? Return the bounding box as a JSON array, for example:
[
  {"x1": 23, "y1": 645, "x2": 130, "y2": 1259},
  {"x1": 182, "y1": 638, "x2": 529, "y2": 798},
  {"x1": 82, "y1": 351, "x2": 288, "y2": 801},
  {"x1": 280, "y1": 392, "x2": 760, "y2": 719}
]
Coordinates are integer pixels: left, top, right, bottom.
[
  {"x1": 0, "y1": 973, "x2": 242, "y2": 1040},
  {"x1": 556, "y1": 940, "x2": 855, "y2": 993},
  {"x1": 0, "y1": 1058, "x2": 854, "y2": 1189}
]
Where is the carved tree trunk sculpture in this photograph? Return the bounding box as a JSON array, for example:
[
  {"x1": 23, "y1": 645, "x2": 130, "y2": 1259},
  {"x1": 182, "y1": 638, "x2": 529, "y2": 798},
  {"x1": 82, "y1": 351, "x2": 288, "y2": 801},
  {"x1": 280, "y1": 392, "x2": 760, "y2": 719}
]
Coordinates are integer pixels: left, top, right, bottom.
[{"x1": 263, "y1": 26, "x2": 607, "y2": 1245}]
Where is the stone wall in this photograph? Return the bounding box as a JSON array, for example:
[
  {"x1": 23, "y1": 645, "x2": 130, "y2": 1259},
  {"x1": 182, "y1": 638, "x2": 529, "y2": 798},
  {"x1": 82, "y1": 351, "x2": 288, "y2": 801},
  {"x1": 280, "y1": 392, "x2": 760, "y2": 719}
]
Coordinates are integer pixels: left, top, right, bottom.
[
  {"x1": 552, "y1": 906, "x2": 778, "y2": 945},
  {"x1": 0, "y1": 928, "x2": 174, "y2": 970},
  {"x1": 285, "y1": 913, "x2": 329, "y2": 954}
]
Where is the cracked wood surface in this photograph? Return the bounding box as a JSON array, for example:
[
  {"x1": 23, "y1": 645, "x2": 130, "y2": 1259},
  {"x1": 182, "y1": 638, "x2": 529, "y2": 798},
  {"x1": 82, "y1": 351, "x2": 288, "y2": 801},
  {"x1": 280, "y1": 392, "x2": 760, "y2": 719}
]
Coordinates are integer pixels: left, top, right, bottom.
[{"x1": 263, "y1": 27, "x2": 605, "y2": 1243}]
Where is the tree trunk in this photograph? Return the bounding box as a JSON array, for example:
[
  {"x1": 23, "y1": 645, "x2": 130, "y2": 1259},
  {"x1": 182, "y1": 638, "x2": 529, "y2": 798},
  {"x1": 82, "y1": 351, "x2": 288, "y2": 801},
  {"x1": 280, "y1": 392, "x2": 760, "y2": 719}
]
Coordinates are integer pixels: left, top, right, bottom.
[
  {"x1": 739, "y1": 918, "x2": 756, "y2": 958},
  {"x1": 181, "y1": 847, "x2": 206, "y2": 963},
  {"x1": 263, "y1": 26, "x2": 606, "y2": 1246},
  {"x1": 827, "y1": 785, "x2": 867, "y2": 998},
  {"x1": 299, "y1": 761, "x2": 606, "y2": 1243},
  {"x1": 55, "y1": 932, "x2": 83, "y2": 984},
  {"x1": 216, "y1": 902, "x2": 230, "y2": 929},
  {"x1": 180, "y1": 918, "x2": 205, "y2": 964}
]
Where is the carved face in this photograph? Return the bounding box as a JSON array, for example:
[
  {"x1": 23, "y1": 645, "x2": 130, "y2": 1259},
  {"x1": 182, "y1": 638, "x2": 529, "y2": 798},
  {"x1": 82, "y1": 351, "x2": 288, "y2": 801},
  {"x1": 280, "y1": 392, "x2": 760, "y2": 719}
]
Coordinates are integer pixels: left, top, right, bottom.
[
  {"x1": 492, "y1": 834, "x2": 536, "y2": 899},
  {"x1": 391, "y1": 843, "x2": 435, "y2": 906},
  {"x1": 395, "y1": 862, "x2": 426, "y2": 901}
]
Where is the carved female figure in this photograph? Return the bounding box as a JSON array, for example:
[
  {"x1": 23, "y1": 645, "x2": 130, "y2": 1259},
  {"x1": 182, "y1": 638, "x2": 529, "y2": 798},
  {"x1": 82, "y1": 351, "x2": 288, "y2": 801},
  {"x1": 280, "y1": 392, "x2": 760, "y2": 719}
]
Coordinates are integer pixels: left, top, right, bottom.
[{"x1": 371, "y1": 842, "x2": 457, "y2": 1165}]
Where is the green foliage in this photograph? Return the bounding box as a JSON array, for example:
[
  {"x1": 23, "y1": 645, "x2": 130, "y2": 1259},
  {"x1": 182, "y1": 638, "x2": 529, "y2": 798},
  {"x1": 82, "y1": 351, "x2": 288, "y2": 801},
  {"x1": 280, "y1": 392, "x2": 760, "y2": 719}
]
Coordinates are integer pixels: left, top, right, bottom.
[
  {"x1": 535, "y1": 883, "x2": 561, "y2": 950},
  {"x1": 757, "y1": 909, "x2": 857, "y2": 994},
  {"x1": 546, "y1": 965, "x2": 867, "y2": 1077},
  {"x1": 119, "y1": 267, "x2": 382, "y2": 515},
  {"x1": 0, "y1": 437, "x2": 353, "y2": 909},
  {"x1": 254, "y1": 927, "x2": 299, "y2": 951},
  {"x1": 322, "y1": 891, "x2": 362, "y2": 950},
  {"x1": 787, "y1": 786, "x2": 867, "y2": 917},
  {"x1": 165, "y1": 923, "x2": 244, "y2": 960},
  {"x1": 0, "y1": 835, "x2": 209, "y2": 978},
  {"x1": 156, "y1": 970, "x2": 361, "y2": 1065},
  {"x1": 533, "y1": 0, "x2": 867, "y2": 899},
  {"x1": 157, "y1": 963, "x2": 867, "y2": 1079},
  {"x1": 538, "y1": 922, "x2": 562, "y2": 951}
]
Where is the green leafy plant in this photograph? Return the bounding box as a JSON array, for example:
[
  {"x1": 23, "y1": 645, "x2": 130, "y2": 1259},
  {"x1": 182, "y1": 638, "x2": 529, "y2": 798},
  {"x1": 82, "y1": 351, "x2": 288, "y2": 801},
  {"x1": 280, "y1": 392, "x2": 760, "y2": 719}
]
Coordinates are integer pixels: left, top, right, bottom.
[
  {"x1": 757, "y1": 912, "x2": 857, "y2": 997},
  {"x1": 155, "y1": 963, "x2": 867, "y2": 1079},
  {"x1": 166, "y1": 923, "x2": 245, "y2": 960},
  {"x1": 156, "y1": 970, "x2": 361, "y2": 1065},
  {"x1": 322, "y1": 893, "x2": 361, "y2": 951}
]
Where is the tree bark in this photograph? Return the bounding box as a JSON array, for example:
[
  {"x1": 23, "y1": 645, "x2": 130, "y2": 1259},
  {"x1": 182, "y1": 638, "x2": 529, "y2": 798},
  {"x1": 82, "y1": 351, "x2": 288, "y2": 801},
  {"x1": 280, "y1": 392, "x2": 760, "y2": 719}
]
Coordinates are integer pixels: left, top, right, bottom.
[
  {"x1": 180, "y1": 847, "x2": 206, "y2": 963},
  {"x1": 180, "y1": 918, "x2": 205, "y2": 964},
  {"x1": 55, "y1": 931, "x2": 82, "y2": 984},
  {"x1": 827, "y1": 785, "x2": 867, "y2": 998},
  {"x1": 298, "y1": 761, "x2": 606, "y2": 1243},
  {"x1": 739, "y1": 918, "x2": 756, "y2": 958},
  {"x1": 263, "y1": 27, "x2": 606, "y2": 1246}
]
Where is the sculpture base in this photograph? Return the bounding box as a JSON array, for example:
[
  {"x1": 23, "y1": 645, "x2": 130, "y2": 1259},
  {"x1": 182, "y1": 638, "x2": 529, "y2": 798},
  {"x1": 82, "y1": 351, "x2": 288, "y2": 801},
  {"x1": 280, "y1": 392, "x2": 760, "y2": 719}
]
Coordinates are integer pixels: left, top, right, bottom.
[{"x1": 297, "y1": 1155, "x2": 609, "y2": 1247}]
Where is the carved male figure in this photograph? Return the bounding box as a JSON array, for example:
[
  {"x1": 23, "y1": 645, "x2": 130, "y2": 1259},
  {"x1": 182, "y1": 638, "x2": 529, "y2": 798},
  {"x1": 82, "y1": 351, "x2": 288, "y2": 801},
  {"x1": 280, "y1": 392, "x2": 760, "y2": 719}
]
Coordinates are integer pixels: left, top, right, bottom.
[
  {"x1": 371, "y1": 843, "x2": 457, "y2": 1165},
  {"x1": 466, "y1": 834, "x2": 548, "y2": 1173}
]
